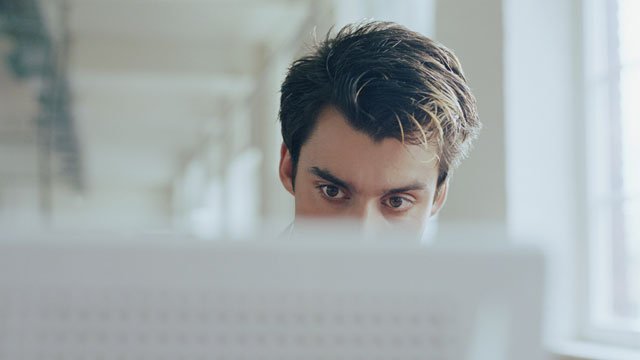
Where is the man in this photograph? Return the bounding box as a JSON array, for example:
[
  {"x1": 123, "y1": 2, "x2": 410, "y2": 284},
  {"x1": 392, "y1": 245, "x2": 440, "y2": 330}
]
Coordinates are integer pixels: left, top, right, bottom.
[{"x1": 277, "y1": 21, "x2": 480, "y2": 238}]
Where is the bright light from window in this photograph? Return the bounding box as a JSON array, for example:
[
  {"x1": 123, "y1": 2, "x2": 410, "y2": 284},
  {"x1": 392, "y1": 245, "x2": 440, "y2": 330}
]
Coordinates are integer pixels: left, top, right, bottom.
[
  {"x1": 618, "y1": 0, "x2": 640, "y2": 65},
  {"x1": 586, "y1": 0, "x2": 640, "y2": 343},
  {"x1": 618, "y1": 0, "x2": 640, "y2": 324}
]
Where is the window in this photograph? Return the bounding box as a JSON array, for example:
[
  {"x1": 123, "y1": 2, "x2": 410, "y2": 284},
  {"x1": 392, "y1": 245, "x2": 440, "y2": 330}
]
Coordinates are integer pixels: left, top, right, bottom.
[
  {"x1": 616, "y1": 0, "x2": 640, "y2": 326},
  {"x1": 585, "y1": 0, "x2": 640, "y2": 347}
]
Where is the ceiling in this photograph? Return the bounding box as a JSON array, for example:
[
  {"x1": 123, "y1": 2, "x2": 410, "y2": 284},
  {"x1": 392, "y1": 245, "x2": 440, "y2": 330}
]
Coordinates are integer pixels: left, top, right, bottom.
[
  {"x1": 0, "y1": 0, "x2": 314, "y2": 224},
  {"x1": 65, "y1": 0, "x2": 312, "y2": 189}
]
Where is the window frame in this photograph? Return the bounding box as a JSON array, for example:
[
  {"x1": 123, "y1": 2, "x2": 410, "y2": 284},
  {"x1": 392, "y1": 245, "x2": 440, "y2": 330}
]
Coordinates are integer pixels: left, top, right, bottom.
[{"x1": 582, "y1": 0, "x2": 640, "y2": 349}]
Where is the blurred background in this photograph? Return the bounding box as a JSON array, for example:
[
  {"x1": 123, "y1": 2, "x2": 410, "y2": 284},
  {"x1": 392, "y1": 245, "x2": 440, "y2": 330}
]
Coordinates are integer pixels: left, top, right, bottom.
[{"x1": 0, "y1": 0, "x2": 638, "y2": 358}]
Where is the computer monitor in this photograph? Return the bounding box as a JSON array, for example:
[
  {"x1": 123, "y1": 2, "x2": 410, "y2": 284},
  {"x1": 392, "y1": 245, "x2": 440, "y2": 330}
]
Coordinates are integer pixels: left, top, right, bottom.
[{"x1": 0, "y1": 231, "x2": 545, "y2": 360}]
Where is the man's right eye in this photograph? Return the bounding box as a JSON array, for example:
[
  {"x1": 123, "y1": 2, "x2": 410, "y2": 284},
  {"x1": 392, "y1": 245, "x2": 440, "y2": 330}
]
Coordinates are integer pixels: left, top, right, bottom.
[{"x1": 318, "y1": 185, "x2": 348, "y2": 200}]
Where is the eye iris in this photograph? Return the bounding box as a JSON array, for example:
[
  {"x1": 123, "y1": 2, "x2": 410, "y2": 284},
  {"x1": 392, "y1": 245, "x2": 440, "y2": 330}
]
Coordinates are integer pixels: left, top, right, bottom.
[
  {"x1": 325, "y1": 186, "x2": 339, "y2": 197},
  {"x1": 389, "y1": 197, "x2": 403, "y2": 208}
]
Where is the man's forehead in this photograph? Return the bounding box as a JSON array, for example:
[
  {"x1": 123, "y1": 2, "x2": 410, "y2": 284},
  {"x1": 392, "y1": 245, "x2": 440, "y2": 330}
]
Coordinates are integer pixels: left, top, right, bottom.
[
  {"x1": 297, "y1": 109, "x2": 439, "y2": 195},
  {"x1": 302, "y1": 108, "x2": 438, "y2": 175}
]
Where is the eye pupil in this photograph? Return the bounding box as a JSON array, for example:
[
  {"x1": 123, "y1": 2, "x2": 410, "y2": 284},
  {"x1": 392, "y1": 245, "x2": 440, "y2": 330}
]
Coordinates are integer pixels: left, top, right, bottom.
[
  {"x1": 325, "y1": 186, "x2": 339, "y2": 197},
  {"x1": 389, "y1": 197, "x2": 403, "y2": 208}
]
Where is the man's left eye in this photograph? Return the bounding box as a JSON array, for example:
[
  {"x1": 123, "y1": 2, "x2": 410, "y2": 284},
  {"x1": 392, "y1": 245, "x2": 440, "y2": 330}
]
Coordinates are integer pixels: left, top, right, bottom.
[{"x1": 383, "y1": 196, "x2": 413, "y2": 211}]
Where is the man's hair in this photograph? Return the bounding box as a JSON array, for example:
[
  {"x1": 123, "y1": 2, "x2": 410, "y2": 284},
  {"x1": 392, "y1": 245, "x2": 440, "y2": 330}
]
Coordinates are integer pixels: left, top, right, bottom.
[{"x1": 278, "y1": 21, "x2": 480, "y2": 187}]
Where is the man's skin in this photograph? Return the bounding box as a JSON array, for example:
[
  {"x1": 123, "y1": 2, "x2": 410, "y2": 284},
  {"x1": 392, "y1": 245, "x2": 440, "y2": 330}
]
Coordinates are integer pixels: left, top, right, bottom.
[{"x1": 278, "y1": 105, "x2": 448, "y2": 237}]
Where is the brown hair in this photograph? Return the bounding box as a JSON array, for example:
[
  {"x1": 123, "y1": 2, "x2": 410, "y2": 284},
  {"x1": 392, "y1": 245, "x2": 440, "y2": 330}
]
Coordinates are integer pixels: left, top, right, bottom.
[{"x1": 279, "y1": 21, "x2": 480, "y2": 187}]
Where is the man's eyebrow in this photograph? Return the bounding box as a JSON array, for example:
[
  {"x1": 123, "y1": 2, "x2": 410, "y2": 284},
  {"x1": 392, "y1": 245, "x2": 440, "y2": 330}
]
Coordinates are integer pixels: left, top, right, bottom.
[
  {"x1": 383, "y1": 182, "x2": 428, "y2": 195},
  {"x1": 308, "y1": 167, "x2": 353, "y2": 191}
]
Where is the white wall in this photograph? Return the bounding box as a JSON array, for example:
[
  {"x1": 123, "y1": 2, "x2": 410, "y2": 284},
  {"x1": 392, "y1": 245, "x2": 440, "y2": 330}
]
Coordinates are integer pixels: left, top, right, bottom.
[{"x1": 504, "y1": 0, "x2": 584, "y2": 352}]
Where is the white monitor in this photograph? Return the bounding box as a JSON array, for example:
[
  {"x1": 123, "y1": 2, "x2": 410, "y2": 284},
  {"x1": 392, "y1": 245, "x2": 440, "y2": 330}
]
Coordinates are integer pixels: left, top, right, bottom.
[{"x1": 0, "y1": 231, "x2": 546, "y2": 360}]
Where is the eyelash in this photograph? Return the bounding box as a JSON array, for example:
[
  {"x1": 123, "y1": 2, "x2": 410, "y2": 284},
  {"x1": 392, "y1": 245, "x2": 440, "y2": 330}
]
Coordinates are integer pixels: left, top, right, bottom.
[
  {"x1": 316, "y1": 184, "x2": 350, "y2": 201},
  {"x1": 382, "y1": 196, "x2": 415, "y2": 211},
  {"x1": 316, "y1": 184, "x2": 416, "y2": 211}
]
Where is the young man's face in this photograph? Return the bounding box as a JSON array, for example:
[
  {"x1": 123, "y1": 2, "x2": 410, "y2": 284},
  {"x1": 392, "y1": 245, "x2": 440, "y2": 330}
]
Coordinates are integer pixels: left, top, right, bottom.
[{"x1": 279, "y1": 106, "x2": 448, "y2": 237}]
